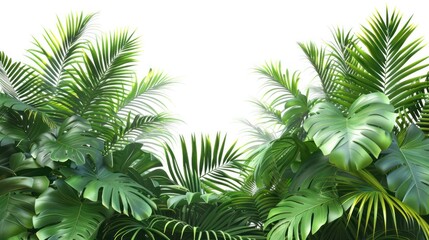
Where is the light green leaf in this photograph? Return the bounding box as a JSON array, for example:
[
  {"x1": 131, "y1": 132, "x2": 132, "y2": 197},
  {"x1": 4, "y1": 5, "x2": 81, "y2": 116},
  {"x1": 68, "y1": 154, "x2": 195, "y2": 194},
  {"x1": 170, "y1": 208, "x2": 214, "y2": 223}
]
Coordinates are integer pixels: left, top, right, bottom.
[
  {"x1": 66, "y1": 164, "x2": 156, "y2": 221},
  {"x1": 376, "y1": 124, "x2": 429, "y2": 214},
  {"x1": 304, "y1": 92, "x2": 396, "y2": 171},
  {"x1": 266, "y1": 189, "x2": 343, "y2": 240},
  {"x1": 33, "y1": 181, "x2": 108, "y2": 240}
]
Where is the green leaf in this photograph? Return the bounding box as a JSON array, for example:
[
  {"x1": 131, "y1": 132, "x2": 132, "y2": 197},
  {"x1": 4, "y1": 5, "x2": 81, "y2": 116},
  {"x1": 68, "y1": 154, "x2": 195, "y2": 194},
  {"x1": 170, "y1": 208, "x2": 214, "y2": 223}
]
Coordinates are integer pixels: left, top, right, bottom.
[
  {"x1": 266, "y1": 189, "x2": 343, "y2": 240},
  {"x1": 0, "y1": 176, "x2": 49, "y2": 195},
  {"x1": 66, "y1": 164, "x2": 156, "y2": 220},
  {"x1": 304, "y1": 92, "x2": 396, "y2": 171},
  {"x1": 164, "y1": 134, "x2": 248, "y2": 193},
  {"x1": 33, "y1": 181, "x2": 108, "y2": 240},
  {"x1": 0, "y1": 193, "x2": 35, "y2": 239},
  {"x1": 34, "y1": 116, "x2": 103, "y2": 165},
  {"x1": 376, "y1": 124, "x2": 429, "y2": 214}
]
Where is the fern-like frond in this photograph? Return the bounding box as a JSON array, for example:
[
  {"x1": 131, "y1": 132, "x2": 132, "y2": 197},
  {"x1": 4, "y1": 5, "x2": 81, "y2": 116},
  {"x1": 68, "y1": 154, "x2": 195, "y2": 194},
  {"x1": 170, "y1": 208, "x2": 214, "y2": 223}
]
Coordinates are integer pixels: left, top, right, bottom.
[
  {"x1": 0, "y1": 52, "x2": 44, "y2": 106},
  {"x1": 28, "y1": 13, "x2": 94, "y2": 91}
]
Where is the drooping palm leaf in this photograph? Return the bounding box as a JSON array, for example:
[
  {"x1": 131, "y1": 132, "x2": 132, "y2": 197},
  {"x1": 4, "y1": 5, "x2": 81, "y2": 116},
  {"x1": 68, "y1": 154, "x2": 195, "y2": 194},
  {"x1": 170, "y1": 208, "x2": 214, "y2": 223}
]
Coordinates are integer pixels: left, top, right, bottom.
[
  {"x1": 0, "y1": 52, "x2": 43, "y2": 106},
  {"x1": 375, "y1": 124, "x2": 429, "y2": 214},
  {"x1": 327, "y1": 28, "x2": 361, "y2": 108},
  {"x1": 339, "y1": 170, "x2": 429, "y2": 239},
  {"x1": 304, "y1": 92, "x2": 396, "y2": 171},
  {"x1": 56, "y1": 30, "x2": 139, "y2": 123},
  {"x1": 150, "y1": 204, "x2": 265, "y2": 240},
  {"x1": 251, "y1": 135, "x2": 306, "y2": 187},
  {"x1": 299, "y1": 42, "x2": 336, "y2": 101},
  {"x1": 33, "y1": 181, "x2": 109, "y2": 240},
  {"x1": 100, "y1": 215, "x2": 169, "y2": 240},
  {"x1": 266, "y1": 189, "x2": 343, "y2": 240},
  {"x1": 164, "y1": 134, "x2": 247, "y2": 193}
]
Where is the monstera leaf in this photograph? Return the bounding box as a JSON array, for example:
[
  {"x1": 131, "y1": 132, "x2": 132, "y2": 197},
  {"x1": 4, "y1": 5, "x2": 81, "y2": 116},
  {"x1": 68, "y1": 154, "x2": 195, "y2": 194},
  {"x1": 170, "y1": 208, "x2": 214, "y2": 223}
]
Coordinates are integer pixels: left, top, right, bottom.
[
  {"x1": 304, "y1": 92, "x2": 396, "y2": 171},
  {"x1": 266, "y1": 189, "x2": 343, "y2": 240},
  {"x1": 0, "y1": 193, "x2": 35, "y2": 239},
  {"x1": 376, "y1": 124, "x2": 429, "y2": 215},
  {"x1": 33, "y1": 181, "x2": 108, "y2": 240},
  {"x1": 65, "y1": 164, "x2": 156, "y2": 220},
  {"x1": 34, "y1": 116, "x2": 103, "y2": 165}
]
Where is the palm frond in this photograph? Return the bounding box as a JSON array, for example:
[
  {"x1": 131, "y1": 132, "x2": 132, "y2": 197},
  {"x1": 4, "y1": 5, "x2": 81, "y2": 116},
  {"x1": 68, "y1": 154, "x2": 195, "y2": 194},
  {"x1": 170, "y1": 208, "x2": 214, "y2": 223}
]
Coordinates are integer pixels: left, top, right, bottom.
[
  {"x1": 28, "y1": 13, "x2": 94, "y2": 92},
  {"x1": 149, "y1": 204, "x2": 265, "y2": 240},
  {"x1": 117, "y1": 69, "x2": 172, "y2": 117},
  {"x1": 338, "y1": 170, "x2": 429, "y2": 239},
  {"x1": 346, "y1": 9, "x2": 429, "y2": 128},
  {"x1": 56, "y1": 29, "x2": 139, "y2": 121},
  {"x1": 164, "y1": 134, "x2": 248, "y2": 193},
  {"x1": 299, "y1": 42, "x2": 336, "y2": 100},
  {"x1": 100, "y1": 215, "x2": 169, "y2": 240},
  {"x1": 256, "y1": 62, "x2": 302, "y2": 107},
  {"x1": 327, "y1": 28, "x2": 361, "y2": 108},
  {"x1": 266, "y1": 189, "x2": 343, "y2": 240},
  {"x1": 0, "y1": 52, "x2": 44, "y2": 106}
]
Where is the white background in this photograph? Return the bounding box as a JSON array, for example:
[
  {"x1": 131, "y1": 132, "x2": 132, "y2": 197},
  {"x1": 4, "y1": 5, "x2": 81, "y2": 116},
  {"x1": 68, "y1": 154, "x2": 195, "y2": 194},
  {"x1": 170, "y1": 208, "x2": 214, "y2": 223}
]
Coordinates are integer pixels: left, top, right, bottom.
[{"x1": 1, "y1": 1, "x2": 428, "y2": 147}]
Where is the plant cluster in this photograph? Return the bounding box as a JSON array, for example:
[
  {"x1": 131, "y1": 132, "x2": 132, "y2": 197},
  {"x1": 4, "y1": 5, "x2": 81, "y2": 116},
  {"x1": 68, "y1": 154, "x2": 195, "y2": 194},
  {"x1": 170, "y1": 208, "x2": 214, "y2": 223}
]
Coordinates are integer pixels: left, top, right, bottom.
[{"x1": 1, "y1": 8, "x2": 429, "y2": 240}]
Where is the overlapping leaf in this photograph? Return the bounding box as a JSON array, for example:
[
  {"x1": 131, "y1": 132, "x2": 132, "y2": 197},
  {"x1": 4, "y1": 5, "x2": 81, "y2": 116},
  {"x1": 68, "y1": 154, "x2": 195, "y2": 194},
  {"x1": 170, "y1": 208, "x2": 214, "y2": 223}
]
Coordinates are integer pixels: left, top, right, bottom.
[
  {"x1": 304, "y1": 92, "x2": 396, "y2": 171},
  {"x1": 376, "y1": 124, "x2": 429, "y2": 214},
  {"x1": 266, "y1": 189, "x2": 343, "y2": 240},
  {"x1": 33, "y1": 181, "x2": 108, "y2": 240},
  {"x1": 65, "y1": 163, "x2": 156, "y2": 221},
  {"x1": 33, "y1": 116, "x2": 102, "y2": 165}
]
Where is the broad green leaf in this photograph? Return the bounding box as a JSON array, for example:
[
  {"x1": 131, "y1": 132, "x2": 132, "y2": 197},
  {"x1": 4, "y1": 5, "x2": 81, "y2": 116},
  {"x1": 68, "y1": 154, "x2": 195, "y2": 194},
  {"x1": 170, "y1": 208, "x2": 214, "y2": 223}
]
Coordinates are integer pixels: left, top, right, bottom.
[
  {"x1": 0, "y1": 176, "x2": 49, "y2": 195},
  {"x1": 66, "y1": 164, "x2": 156, "y2": 220},
  {"x1": 0, "y1": 193, "x2": 35, "y2": 239},
  {"x1": 34, "y1": 116, "x2": 103, "y2": 165},
  {"x1": 304, "y1": 92, "x2": 396, "y2": 171},
  {"x1": 376, "y1": 124, "x2": 429, "y2": 214},
  {"x1": 33, "y1": 181, "x2": 108, "y2": 240},
  {"x1": 266, "y1": 189, "x2": 343, "y2": 240}
]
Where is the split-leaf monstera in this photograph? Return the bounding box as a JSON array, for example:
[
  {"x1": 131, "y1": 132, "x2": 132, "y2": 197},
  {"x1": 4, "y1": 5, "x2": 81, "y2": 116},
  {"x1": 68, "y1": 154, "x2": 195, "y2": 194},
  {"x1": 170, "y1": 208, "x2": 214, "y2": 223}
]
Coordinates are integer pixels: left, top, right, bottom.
[{"x1": 304, "y1": 92, "x2": 396, "y2": 171}]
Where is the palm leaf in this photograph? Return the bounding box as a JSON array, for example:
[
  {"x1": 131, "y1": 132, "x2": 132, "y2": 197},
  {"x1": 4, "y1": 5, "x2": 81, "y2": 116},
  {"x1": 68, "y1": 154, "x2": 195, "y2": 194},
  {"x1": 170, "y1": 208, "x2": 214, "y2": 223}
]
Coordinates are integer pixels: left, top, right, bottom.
[
  {"x1": 266, "y1": 189, "x2": 343, "y2": 240},
  {"x1": 299, "y1": 42, "x2": 336, "y2": 101},
  {"x1": 0, "y1": 52, "x2": 43, "y2": 106},
  {"x1": 100, "y1": 215, "x2": 169, "y2": 240},
  {"x1": 346, "y1": 9, "x2": 429, "y2": 127},
  {"x1": 117, "y1": 69, "x2": 172, "y2": 117},
  {"x1": 375, "y1": 124, "x2": 429, "y2": 214},
  {"x1": 33, "y1": 181, "x2": 108, "y2": 240},
  {"x1": 339, "y1": 170, "x2": 429, "y2": 239},
  {"x1": 150, "y1": 204, "x2": 265, "y2": 240},
  {"x1": 28, "y1": 13, "x2": 93, "y2": 91},
  {"x1": 304, "y1": 92, "x2": 396, "y2": 171},
  {"x1": 164, "y1": 134, "x2": 248, "y2": 193},
  {"x1": 56, "y1": 30, "x2": 139, "y2": 123}
]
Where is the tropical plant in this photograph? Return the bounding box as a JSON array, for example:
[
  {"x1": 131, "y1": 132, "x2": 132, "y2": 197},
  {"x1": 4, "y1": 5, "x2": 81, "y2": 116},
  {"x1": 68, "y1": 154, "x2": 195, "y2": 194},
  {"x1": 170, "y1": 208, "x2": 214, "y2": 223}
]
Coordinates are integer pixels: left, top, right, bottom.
[
  {"x1": 246, "y1": 8, "x2": 429, "y2": 240},
  {"x1": 0, "y1": 13, "x2": 174, "y2": 239}
]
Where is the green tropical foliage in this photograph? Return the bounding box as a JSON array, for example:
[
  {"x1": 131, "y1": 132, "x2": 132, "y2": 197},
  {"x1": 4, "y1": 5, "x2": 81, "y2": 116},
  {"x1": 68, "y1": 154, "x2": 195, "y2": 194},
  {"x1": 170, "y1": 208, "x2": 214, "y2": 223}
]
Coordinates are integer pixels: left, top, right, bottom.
[
  {"x1": 246, "y1": 8, "x2": 429, "y2": 240},
  {"x1": 0, "y1": 13, "x2": 174, "y2": 239},
  {"x1": 2, "y1": 7, "x2": 429, "y2": 240}
]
